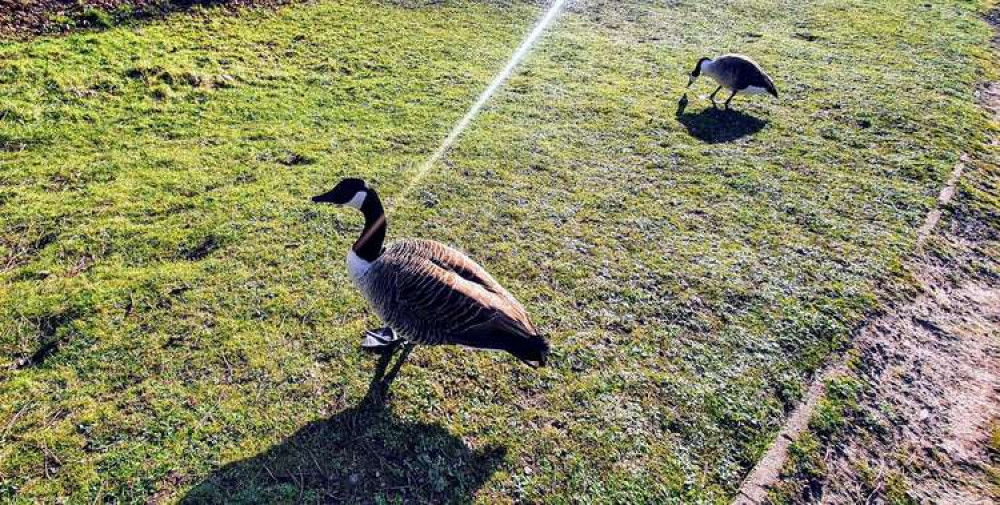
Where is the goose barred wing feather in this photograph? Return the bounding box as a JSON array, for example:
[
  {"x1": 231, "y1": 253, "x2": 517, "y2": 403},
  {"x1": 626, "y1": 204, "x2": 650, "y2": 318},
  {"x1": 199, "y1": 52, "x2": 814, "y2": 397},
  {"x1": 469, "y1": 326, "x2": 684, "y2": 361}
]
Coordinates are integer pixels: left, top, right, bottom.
[
  {"x1": 716, "y1": 54, "x2": 778, "y2": 96},
  {"x1": 368, "y1": 239, "x2": 538, "y2": 346}
]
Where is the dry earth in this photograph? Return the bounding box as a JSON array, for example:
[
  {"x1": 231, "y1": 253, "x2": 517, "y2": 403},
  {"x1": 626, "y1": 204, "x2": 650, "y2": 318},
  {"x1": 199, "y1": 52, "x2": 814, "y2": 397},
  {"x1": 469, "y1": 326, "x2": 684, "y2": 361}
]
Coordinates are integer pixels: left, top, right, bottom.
[
  {"x1": 809, "y1": 260, "x2": 999, "y2": 503},
  {"x1": 737, "y1": 74, "x2": 1000, "y2": 505},
  {"x1": 738, "y1": 151, "x2": 1000, "y2": 505},
  {"x1": 0, "y1": 0, "x2": 297, "y2": 37}
]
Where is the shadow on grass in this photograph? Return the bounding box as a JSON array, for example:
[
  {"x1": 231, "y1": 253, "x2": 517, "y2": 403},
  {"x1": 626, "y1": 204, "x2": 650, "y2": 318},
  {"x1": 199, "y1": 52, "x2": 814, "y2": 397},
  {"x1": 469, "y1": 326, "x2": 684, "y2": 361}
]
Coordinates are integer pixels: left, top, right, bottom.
[
  {"x1": 675, "y1": 96, "x2": 768, "y2": 143},
  {"x1": 181, "y1": 345, "x2": 505, "y2": 504}
]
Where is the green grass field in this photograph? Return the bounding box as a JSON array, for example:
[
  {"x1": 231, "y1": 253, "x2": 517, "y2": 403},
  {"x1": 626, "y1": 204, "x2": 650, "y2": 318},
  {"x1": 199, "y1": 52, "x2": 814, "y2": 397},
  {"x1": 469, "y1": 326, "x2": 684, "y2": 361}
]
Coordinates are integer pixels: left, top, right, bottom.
[{"x1": 1, "y1": 0, "x2": 997, "y2": 502}]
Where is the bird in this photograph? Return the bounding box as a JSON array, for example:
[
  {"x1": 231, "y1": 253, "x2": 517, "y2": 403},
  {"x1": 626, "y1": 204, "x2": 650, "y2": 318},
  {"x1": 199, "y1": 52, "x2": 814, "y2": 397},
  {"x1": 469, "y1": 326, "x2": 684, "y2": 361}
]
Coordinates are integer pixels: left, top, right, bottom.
[
  {"x1": 312, "y1": 178, "x2": 550, "y2": 367},
  {"x1": 686, "y1": 54, "x2": 778, "y2": 109}
]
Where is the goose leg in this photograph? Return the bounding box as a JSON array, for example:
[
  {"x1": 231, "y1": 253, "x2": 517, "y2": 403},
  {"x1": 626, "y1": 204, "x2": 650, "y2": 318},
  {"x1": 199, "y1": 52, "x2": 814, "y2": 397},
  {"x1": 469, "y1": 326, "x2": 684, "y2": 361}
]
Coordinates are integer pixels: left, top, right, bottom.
[
  {"x1": 364, "y1": 341, "x2": 414, "y2": 405},
  {"x1": 362, "y1": 327, "x2": 403, "y2": 351},
  {"x1": 709, "y1": 85, "x2": 723, "y2": 107},
  {"x1": 724, "y1": 89, "x2": 738, "y2": 110},
  {"x1": 380, "y1": 342, "x2": 414, "y2": 392}
]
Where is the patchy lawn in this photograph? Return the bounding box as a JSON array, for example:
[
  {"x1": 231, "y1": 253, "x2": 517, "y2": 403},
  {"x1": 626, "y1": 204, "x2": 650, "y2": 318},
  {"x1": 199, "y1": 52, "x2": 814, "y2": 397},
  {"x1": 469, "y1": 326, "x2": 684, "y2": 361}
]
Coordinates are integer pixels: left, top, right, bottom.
[{"x1": 1, "y1": 0, "x2": 997, "y2": 502}]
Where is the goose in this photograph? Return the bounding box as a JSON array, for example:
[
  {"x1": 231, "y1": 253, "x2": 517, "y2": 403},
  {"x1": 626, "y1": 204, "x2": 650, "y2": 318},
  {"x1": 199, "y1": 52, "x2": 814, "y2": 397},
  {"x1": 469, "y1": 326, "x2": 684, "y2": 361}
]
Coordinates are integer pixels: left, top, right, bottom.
[
  {"x1": 687, "y1": 54, "x2": 778, "y2": 109},
  {"x1": 312, "y1": 178, "x2": 550, "y2": 367}
]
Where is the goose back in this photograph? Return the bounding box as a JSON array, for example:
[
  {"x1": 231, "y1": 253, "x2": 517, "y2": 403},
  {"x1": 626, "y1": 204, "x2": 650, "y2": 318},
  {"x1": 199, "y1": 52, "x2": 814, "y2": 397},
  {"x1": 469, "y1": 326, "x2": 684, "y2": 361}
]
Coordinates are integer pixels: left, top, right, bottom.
[
  {"x1": 709, "y1": 54, "x2": 778, "y2": 96},
  {"x1": 357, "y1": 239, "x2": 539, "y2": 349}
]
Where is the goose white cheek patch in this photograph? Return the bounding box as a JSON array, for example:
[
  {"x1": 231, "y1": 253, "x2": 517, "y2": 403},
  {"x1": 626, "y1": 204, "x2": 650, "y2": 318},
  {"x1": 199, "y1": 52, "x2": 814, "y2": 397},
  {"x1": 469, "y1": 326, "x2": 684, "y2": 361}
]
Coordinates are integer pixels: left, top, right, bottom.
[
  {"x1": 346, "y1": 191, "x2": 367, "y2": 210},
  {"x1": 347, "y1": 250, "x2": 372, "y2": 279}
]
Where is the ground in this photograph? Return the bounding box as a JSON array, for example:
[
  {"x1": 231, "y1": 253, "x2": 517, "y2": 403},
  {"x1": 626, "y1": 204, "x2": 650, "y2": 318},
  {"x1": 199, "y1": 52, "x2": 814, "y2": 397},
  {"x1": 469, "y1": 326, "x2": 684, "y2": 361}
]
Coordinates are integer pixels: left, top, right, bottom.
[
  {"x1": 0, "y1": 0, "x2": 998, "y2": 503},
  {"x1": 761, "y1": 77, "x2": 1000, "y2": 504}
]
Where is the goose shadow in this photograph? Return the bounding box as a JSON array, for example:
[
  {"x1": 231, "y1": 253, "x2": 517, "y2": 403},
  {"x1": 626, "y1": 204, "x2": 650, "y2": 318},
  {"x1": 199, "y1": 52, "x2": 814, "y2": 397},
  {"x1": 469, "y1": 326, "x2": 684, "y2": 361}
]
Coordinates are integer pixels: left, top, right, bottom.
[
  {"x1": 674, "y1": 97, "x2": 768, "y2": 143},
  {"x1": 181, "y1": 346, "x2": 505, "y2": 504}
]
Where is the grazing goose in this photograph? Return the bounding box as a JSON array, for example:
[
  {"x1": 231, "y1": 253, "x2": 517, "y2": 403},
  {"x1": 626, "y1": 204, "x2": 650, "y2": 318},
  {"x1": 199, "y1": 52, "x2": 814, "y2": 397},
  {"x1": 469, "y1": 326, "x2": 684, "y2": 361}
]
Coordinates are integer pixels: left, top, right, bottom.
[
  {"x1": 687, "y1": 54, "x2": 778, "y2": 109},
  {"x1": 312, "y1": 178, "x2": 549, "y2": 367}
]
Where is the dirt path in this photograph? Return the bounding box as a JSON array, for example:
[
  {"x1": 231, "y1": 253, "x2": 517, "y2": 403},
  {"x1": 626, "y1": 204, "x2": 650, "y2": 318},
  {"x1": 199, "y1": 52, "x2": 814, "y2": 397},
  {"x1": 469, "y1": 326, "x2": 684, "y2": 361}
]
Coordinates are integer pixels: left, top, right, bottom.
[
  {"x1": 806, "y1": 273, "x2": 999, "y2": 504},
  {"x1": 734, "y1": 37, "x2": 1000, "y2": 505},
  {"x1": 735, "y1": 216, "x2": 1000, "y2": 505}
]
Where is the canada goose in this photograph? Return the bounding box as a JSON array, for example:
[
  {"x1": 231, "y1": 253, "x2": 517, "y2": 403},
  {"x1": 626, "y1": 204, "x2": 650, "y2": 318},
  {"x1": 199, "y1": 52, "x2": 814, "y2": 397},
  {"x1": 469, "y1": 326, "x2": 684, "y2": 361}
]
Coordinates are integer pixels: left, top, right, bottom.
[
  {"x1": 687, "y1": 54, "x2": 778, "y2": 109},
  {"x1": 312, "y1": 178, "x2": 550, "y2": 367}
]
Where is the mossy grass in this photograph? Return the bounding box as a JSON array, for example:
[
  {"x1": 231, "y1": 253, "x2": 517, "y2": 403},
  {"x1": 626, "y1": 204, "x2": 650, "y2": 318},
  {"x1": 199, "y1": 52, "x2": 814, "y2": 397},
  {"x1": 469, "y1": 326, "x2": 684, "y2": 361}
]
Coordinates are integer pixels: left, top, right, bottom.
[{"x1": 1, "y1": 0, "x2": 998, "y2": 502}]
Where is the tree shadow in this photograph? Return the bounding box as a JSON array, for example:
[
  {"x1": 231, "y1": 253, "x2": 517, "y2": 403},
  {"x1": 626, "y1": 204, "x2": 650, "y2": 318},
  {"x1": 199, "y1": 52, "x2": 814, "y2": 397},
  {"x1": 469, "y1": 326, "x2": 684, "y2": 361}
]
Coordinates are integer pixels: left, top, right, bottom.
[
  {"x1": 181, "y1": 345, "x2": 505, "y2": 504},
  {"x1": 675, "y1": 96, "x2": 768, "y2": 144}
]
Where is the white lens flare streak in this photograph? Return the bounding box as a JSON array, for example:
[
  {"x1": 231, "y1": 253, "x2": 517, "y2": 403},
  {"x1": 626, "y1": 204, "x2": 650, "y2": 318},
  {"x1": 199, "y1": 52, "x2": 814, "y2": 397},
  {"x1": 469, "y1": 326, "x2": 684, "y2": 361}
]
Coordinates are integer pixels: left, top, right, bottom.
[{"x1": 391, "y1": 0, "x2": 568, "y2": 207}]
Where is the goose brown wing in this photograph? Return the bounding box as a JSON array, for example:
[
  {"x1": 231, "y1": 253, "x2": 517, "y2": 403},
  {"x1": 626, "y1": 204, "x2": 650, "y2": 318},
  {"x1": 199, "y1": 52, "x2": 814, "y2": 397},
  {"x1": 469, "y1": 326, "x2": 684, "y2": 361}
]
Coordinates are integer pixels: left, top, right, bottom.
[
  {"x1": 388, "y1": 240, "x2": 532, "y2": 323},
  {"x1": 718, "y1": 54, "x2": 777, "y2": 95},
  {"x1": 379, "y1": 241, "x2": 537, "y2": 344},
  {"x1": 749, "y1": 62, "x2": 778, "y2": 96},
  {"x1": 393, "y1": 241, "x2": 509, "y2": 294}
]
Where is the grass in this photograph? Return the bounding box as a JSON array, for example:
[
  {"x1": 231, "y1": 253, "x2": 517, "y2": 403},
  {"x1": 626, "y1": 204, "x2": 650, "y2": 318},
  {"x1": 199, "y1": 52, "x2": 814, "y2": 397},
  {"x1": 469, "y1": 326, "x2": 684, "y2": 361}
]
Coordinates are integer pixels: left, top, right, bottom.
[
  {"x1": 766, "y1": 370, "x2": 868, "y2": 504},
  {"x1": 1, "y1": 0, "x2": 998, "y2": 502}
]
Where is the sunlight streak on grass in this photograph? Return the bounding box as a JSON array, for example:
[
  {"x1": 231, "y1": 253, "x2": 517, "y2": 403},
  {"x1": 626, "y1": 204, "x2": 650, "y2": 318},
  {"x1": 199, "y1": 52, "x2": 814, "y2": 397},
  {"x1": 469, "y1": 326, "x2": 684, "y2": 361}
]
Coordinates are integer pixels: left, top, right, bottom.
[{"x1": 389, "y1": 0, "x2": 568, "y2": 210}]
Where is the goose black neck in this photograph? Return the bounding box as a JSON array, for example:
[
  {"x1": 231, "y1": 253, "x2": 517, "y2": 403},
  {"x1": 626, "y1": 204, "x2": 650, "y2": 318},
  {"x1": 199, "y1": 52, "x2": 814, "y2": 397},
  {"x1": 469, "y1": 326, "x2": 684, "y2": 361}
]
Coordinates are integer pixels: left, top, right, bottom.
[{"x1": 353, "y1": 190, "x2": 386, "y2": 262}]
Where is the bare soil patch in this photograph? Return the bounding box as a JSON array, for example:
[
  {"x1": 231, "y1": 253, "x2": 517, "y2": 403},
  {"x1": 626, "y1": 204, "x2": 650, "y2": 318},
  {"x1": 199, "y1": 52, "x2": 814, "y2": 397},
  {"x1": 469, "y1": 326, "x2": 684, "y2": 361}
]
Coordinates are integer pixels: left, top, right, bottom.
[
  {"x1": 737, "y1": 15, "x2": 1000, "y2": 504},
  {"x1": 809, "y1": 271, "x2": 999, "y2": 503},
  {"x1": 739, "y1": 219, "x2": 1000, "y2": 504},
  {"x1": 0, "y1": 0, "x2": 297, "y2": 38}
]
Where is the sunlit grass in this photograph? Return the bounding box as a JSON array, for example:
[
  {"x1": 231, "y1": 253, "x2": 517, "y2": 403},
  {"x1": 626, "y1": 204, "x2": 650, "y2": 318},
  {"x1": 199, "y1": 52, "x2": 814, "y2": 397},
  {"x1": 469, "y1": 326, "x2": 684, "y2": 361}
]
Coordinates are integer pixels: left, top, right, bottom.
[{"x1": 0, "y1": 0, "x2": 997, "y2": 502}]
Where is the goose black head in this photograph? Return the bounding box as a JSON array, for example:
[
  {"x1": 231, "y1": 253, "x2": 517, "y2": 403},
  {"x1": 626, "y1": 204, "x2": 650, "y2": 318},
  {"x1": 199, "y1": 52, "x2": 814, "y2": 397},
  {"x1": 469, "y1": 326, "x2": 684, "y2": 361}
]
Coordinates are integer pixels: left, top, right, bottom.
[
  {"x1": 312, "y1": 178, "x2": 368, "y2": 209},
  {"x1": 688, "y1": 57, "x2": 712, "y2": 87},
  {"x1": 314, "y1": 178, "x2": 387, "y2": 261}
]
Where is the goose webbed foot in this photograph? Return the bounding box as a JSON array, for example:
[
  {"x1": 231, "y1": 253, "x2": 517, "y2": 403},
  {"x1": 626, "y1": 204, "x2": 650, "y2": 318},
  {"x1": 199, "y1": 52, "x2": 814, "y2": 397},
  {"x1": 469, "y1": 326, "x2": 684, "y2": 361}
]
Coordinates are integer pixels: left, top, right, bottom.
[{"x1": 362, "y1": 327, "x2": 403, "y2": 353}]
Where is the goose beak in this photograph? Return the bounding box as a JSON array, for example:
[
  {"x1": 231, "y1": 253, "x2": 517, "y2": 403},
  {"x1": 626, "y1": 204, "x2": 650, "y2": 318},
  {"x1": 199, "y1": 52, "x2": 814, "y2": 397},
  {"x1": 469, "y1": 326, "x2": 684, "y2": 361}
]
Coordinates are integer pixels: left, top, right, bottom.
[
  {"x1": 687, "y1": 76, "x2": 695, "y2": 88},
  {"x1": 311, "y1": 192, "x2": 341, "y2": 205}
]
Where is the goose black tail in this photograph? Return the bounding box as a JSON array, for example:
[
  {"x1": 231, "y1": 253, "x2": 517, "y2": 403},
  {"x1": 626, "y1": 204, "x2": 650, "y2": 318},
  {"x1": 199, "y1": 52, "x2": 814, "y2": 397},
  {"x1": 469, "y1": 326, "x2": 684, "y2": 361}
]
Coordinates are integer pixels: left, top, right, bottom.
[
  {"x1": 766, "y1": 80, "x2": 779, "y2": 98},
  {"x1": 507, "y1": 334, "x2": 550, "y2": 368},
  {"x1": 452, "y1": 316, "x2": 551, "y2": 368}
]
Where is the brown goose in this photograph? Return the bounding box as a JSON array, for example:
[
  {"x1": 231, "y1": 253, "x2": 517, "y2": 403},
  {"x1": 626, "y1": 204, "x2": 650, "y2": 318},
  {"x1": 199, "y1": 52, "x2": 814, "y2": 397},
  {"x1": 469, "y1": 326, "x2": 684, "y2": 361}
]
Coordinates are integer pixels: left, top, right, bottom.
[
  {"x1": 312, "y1": 178, "x2": 549, "y2": 367},
  {"x1": 687, "y1": 54, "x2": 778, "y2": 109}
]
